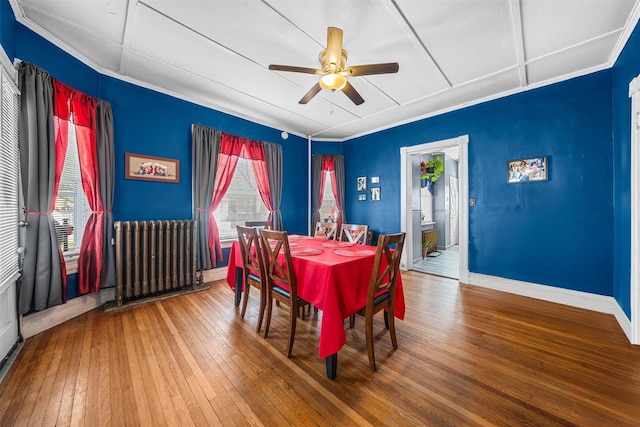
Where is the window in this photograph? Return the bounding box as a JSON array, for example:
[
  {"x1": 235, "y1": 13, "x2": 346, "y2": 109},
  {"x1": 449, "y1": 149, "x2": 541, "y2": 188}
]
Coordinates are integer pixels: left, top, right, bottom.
[
  {"x1": 52, "y1": 117, "x2": 91, "y2": 255},
  {"x1": 0, "y1": 67, "x2": 20, "y2": 288},
  {"x1": 319, "y1": 171, "x2": 338, "y2": 222},
  {"x1": 214, "y1": 157, "x2": 270, "y2": 240}
]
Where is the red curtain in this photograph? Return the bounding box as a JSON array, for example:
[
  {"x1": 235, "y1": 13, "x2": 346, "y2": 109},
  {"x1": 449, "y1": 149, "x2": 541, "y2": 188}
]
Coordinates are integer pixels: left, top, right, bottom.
[
  {"x1": 244, "y1": 141, "x2": 275, "y2": 224},
  {"x1": 206, "y1": 133, "x2": 272, "y2": 265},
  {"x1": 53, "y1": 79, "x2": 103, "y2": 294},
  {"x1": 320, "y1": 156, "x2": 342, "y2": 230},
  {"x1": 52, "y1": 115, "x2": 69, "y2": 294}
]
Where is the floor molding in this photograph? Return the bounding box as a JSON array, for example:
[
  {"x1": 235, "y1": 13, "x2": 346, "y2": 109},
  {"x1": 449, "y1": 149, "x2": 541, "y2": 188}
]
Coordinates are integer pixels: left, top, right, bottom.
[
  {"x1": 20, "y1": 267, "x2": 229, "y2": 339},
  {"x1": 468, "y1": 272, "x2": 631, "y2": 338}
]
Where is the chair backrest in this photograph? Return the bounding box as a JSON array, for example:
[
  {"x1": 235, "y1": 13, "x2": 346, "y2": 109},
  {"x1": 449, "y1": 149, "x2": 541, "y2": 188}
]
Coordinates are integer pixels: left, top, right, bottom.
[
  {"x1": 258, "y1": 229, "x2": 298, "y2": 298},
  {"x1": 236, "y1": 226, "x2": 265, "y2": 278},
  {"x1": 314, "y1": 221, "x2": 337, "y2": 239},
  {"x1": 245, "y1": 220, "x2": 273, "y2": 230},
  {"x1": 366, "y1": 232, "x2": 406, "y2": 309},
  {"x1": 339, "y1": 223, "x2": 369, "y2": 244}
]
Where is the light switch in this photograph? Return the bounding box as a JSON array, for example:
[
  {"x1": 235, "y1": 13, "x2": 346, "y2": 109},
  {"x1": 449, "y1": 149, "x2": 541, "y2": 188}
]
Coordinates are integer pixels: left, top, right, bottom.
[{"x1": 469, "y1": 198, "x2": 476, "y2": 207}]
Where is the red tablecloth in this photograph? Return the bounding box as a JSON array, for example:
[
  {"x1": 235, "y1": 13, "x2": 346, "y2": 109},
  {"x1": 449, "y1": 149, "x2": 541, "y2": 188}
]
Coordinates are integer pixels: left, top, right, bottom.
[{"x1": 226, "y1": 236, "x2": 405, "y2": 358}]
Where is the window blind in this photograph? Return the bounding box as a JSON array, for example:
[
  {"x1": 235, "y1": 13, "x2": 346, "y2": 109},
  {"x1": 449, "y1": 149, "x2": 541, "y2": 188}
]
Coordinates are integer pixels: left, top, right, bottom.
[{"x1": 0, "y1": 67, "x2": 20, "y2": 290}]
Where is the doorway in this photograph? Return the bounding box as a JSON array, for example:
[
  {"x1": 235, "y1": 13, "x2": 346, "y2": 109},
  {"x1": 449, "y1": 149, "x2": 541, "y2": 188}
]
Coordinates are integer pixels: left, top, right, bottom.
[{"x1": 399, "y1": 135, "x2": 469, "y2": 283}]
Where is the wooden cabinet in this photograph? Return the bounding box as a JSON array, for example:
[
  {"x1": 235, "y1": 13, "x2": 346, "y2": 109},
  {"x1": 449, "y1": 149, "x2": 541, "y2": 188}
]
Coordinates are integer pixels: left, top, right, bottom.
[{"x1": 422, "y1": 229, "x2": 438, "y2": 254}]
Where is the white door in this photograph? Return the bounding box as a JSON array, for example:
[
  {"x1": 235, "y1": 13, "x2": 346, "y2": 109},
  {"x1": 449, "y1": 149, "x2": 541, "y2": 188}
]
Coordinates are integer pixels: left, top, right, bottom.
[{"x1": 450, "y1": 176, "x2": 459, "y2": 245}]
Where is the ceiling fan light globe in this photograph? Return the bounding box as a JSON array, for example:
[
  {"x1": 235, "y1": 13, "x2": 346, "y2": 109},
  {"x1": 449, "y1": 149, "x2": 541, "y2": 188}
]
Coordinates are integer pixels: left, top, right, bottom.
[{"x1": 319, "y1": 73, "x2": 347, "y2": 91}]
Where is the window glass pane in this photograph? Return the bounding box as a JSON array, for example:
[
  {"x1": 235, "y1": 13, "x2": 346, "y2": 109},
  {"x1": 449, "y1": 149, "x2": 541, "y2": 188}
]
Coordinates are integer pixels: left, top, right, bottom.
[
  {"x1": 214, "y1": 157, "x2": 270, "y2": 240},
  {"x1": 319, "y1": 171, "x2": 338, "y2": 222},
  {"x1": 52, "y1": 119, "x2": 91, "y2": 254}
]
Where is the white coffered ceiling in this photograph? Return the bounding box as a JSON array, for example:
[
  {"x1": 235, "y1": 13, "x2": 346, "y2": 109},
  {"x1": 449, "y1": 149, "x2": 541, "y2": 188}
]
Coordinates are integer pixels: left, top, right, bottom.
[{"x1": 9, "y1": 0, "x2": 640, "y2": 141}]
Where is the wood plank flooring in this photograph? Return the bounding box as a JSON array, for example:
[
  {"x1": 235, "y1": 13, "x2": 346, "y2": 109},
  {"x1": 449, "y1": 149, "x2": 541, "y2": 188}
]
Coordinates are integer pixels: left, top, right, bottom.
[{"x1": 1, "y1": 271, "x2": 639, "y2": 426}]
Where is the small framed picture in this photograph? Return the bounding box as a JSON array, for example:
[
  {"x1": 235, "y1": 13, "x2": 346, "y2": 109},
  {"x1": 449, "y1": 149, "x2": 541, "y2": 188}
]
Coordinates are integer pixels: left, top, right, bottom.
[
  {"x1": 357, "y1": 176, "x2": 367, "y2": 191},
  {"x1": 358, "y1": 193, "x2": 366, "y2": 201},
  {"x1": 371, "y1": 187, "x2": 381, "y2": 201},
  {"x1": 508, "y1": 156, "x2": 548, "y2": 183},
  {"x1": 125, "y1": 152, "x2": 180, "y2": 183},
  {"x1": 371, "y1": 176, "x2": 380, "y2": 183}
]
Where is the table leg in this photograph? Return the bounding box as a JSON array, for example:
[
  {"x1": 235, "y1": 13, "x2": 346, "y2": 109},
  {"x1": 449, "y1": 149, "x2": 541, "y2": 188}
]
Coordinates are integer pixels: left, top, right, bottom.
[
  {"x1": 234, "y1": 266, "x2": 242, "y2": 307},
  {"x1": 325, "y1": 353, "x2": 337, "y2": 379}
]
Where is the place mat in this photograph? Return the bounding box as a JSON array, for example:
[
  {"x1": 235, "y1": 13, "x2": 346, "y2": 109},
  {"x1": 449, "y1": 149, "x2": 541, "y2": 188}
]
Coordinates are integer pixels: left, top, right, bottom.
[
  {"x1": 333, "y1": 248, "x2": 376, "y2": 257},
  {"x1": 291, "y1": 247, "x2": 323, "y2": 256},
  {"x1": 268, "y1": 240, "x2": 298, "y2": 247},
  {"x1": 321, "y1": 241, "x2": 353, "y2": 248},
  {"x1": 289, "y1": 235, "x2": 314, "y2": 240}
]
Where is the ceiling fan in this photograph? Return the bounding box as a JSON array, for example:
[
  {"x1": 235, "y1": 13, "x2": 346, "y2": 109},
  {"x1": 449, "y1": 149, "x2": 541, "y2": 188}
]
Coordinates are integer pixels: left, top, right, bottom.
[{"x1": 269, "y1": 27, "x2": 399, "y2": 105}]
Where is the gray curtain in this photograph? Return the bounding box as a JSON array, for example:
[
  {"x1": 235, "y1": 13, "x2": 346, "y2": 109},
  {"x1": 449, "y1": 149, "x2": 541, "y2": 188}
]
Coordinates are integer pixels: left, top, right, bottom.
[
  {"x1": 264, "y1": 142, "x2": 283, "y2": 230},
  {"x1": 311, "y1": 154, "x2": 324, "y2": 228},
  {"x1": 17, "y1": 61, "x2": 63, "y2": 314},
  {"x1": 192, "y1": 124, "x2": 221, "y2": 270},
  {"x1": 333, "y1": 155, "x2": 347, "y2": 226},
  {"x1": 96, "y1": 99, "x2": 115, "y2": 288}
]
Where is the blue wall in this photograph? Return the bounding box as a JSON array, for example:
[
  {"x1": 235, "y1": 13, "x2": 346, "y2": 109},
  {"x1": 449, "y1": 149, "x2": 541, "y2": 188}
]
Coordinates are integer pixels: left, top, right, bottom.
[
  {"x1": 612, "y1": 22, "x2": 640, "y2": 318},
  {"x1": 0, "y1": 0, "x2": 15, "y2": 59},
  {"x1": 344, "y1": 71, "x2": 614, "y2": 297}
]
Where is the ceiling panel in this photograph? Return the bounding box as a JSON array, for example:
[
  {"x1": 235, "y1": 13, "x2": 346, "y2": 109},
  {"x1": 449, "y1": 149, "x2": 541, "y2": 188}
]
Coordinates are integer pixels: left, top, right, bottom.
[
  {"x1": 522, "y1": 0, "x2": 636, "y2": 60},
  {"x1": 396, "y1": 0, "x2": 517, "y2": 85},
  {"x1": 526, "y1": 32, "x2": 621, "y2": 85},
  {"x1": 21, "y1": 0, "x2": 126, "y2": 44}
]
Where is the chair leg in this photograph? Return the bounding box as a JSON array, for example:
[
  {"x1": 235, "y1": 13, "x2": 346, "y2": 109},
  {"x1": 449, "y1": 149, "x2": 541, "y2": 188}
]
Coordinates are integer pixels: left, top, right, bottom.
[
  {"x1": 384, "y1": 310, "x2": 389, "y2": 329},
  {"x1": 365, "y1": 314, "x2": 376, "y2": 372},
  {"x1": 286, "y1": 303, "x2": 298, "y2": 358},
  {"x1": 256, "y1": 287, "x2": 265, "y2": 333},
  {"x1": 388, "y1": 309, "x2": 397, "y2": 349},
  {"x1": 349, "y1": 314, "x2": 355, "y2": 328},
  {"x1": 263, "y1": 296, "x2": 273, "y2": 338},
  {"x1": 240, "y1": 282, "x2": 250, "y2": 319}
]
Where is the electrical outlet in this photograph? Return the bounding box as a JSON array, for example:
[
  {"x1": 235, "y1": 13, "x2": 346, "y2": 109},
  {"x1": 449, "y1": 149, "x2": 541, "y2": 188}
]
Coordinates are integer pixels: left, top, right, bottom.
[{"x1": 469, "y1": 198, "x2": 476, "y2": 207}]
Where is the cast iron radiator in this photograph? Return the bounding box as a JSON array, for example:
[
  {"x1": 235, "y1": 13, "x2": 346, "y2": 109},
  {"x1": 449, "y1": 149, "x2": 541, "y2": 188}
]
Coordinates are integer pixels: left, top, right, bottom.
[{"x1": 114, "y1": 220, "x2": 199, "y2": 307}]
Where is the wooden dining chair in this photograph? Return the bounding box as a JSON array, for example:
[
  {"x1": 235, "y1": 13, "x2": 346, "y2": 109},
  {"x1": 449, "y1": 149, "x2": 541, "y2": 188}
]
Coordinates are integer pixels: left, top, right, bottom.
[
  {"x1": 245, "y1": 220, "x2": 272, "y2": 230},
  {"x1": 339, "y1": 223, "x2": 369, "y2": 244},
  {"x1": 236, "y1": 226, "x2": 267, "y2": 332},
  {"x1": 314, "y1": 221, "x2": 337, "y2": 239},
  {"x1": 258, "y1": 229, "x2": 311, "y2": 358},
  {"x1": 350, "y1": 232, "x2": 406, "y2": 372}
]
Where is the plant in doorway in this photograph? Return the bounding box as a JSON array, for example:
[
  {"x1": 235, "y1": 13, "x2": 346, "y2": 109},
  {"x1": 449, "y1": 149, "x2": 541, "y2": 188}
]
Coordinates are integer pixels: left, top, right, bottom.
[
  {"x1": 421, "y1": 239, "x2": 431, "y2": 260},
  {"x1": 420, "y1": 156, "x2": 444, "y2": 194}
]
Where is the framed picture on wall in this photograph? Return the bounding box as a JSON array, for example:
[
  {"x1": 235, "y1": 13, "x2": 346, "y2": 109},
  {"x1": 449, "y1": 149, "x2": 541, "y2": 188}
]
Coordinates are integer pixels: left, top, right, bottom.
[
  {"x1": 125, "y1": 153, "x2": 180, "y2": 183},
  {"x1": 507, "y1": 156, "x2": 547, "y2": 183},
  {"x1": 371, "y1": 187, "x2": 381, "y2": 201},
  {"x1": 358, "y1": 193, "x2": 366, "y2": 201},
  {"x1": 357, "y1": 176, "x2": 367, "y2": 191}
]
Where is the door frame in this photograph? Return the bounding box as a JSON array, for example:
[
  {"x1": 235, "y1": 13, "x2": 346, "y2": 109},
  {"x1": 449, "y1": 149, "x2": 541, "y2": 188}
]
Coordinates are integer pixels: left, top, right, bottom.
[
  {"x1": 400, "y1": 135, "x2": 469, "y2": 283},
  {"x1": 629, "y1": 74, "x2": 640, "y2": 344}
]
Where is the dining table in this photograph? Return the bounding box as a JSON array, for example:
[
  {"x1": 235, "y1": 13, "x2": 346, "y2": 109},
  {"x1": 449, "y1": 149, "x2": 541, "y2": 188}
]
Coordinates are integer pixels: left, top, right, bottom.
[{"x1": 226, "y1": 234, "x2": 405, "y2": 379}]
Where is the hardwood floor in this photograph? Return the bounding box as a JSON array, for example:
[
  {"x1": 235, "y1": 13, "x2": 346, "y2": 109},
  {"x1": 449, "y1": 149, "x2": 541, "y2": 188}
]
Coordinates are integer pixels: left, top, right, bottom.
[{"x1": 1, "y1": 271, "x2": 639, "y2": 426}]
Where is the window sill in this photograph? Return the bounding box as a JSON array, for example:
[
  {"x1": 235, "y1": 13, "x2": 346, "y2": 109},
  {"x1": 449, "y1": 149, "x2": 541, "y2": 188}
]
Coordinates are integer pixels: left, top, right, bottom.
[
  {"x1": 64, "y1": 255, "x2": 79, "y2": 275},
  {"x1": 220, "y1": 239, "x2": 236, "y2": 249}
]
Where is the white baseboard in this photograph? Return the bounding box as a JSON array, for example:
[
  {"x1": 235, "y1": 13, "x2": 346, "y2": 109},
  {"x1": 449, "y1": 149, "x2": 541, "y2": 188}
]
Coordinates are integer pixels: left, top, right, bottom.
[
  {"x1": 202, "y1": 266, "x2": 228, "y2": 283},
  {"x1": 21, "y1": 287, "x2": 115, "y2": 339},
  {"x1": 21, "y1": 267, "x2": 229, "y2": 339},
  {"x1": 468, "y1": 272, "x2": 633, "y2": 341}
]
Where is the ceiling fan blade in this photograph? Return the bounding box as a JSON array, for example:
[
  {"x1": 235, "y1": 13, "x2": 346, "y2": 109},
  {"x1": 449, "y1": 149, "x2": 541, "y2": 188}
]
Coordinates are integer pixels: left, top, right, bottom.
[
  {"x1": 344, "y1": 62, "x2": 399, "y2": 76},
  {"x1": 299, "y1": 83, "x2": 322, "y2": 104},
  {"x1": 342, "y1": 81, "x2": 364, "y2": 105},
  {"x1": 326, "y1": 27, "x2": 344, "y2": 65},
  {"x1": 269, "y1": 64, "x2": 322, "y2": 74}
]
